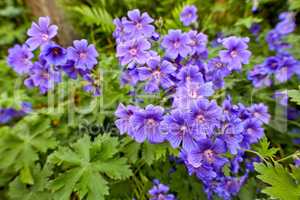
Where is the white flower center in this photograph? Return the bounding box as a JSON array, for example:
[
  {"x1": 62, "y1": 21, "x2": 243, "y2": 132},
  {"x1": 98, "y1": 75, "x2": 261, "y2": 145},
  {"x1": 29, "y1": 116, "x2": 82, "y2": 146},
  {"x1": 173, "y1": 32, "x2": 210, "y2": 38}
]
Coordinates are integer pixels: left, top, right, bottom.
[
  {"x1": 129, "y1": 48, "x2": 137, "y2": 56},
  {"x1": 41, "y1": 33, "x2": 49, "y2": 41}
]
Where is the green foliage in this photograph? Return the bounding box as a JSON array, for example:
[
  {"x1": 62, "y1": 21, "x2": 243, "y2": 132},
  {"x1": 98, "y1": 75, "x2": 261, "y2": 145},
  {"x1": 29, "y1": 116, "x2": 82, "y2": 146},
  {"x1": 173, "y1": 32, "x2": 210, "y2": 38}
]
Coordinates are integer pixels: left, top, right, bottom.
[
  {"x1": 254, "y1": 137, "x2": 279, "y2": 158},
  {"x1": 288, "y1": 86, "x2": 300, "y2": 105},
  {"x1": 0, "y1": 114, "x2": 57, "y2": 184},
  {"x1": 255, "y1": 162, "x2": 300, "y2": 200},
  {"x1": 71, "y1": 6, "x2": 114, "y2": 33},
  {"x1": 48, "y1": 134, "x2": 132, "y2": 200}
]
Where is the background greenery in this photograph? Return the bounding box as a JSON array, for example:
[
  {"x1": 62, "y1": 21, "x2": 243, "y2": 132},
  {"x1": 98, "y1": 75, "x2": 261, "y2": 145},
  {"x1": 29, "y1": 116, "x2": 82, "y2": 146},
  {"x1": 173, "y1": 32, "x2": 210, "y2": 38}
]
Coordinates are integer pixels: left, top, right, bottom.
[{"x1": 0, "y1": 0, "x2": 300, "y2": 199}]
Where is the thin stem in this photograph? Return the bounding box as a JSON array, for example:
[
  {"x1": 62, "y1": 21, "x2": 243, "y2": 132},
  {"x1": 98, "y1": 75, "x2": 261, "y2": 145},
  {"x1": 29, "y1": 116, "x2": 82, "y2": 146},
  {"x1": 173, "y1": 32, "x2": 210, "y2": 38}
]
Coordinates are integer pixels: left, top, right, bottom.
[{"x1": 277, "y1": 151, "x2": 300, "y2": 163}]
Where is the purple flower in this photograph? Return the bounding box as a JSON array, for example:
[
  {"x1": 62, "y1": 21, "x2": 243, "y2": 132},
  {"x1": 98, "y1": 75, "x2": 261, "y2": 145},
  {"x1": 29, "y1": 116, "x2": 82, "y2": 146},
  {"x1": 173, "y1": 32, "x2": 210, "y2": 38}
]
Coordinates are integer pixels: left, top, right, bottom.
[
  {"x1": 24, "y1": 58, "x2": 61, "y2": 93},
  {"x1": 130, "y1": 105, "x2": 165, "y2": 143},
  {"x1": 117, "y1": 38, "x2": 151, "y2": 65},
  {"x1": 242, "y1": 119, "x2": 264, "y2": 148},
  {"x1": 249, "y1": 23, "x2": 261, "y2": 36},
  {"x1": 247, "y1": 64, "x2": 272, "y2": 88},
  {"x1": 190, "y1": 99, "x2": 222, "y2": 138},
  {"x1": 67, "y1": 39, "x2": 99, "y2": 70},
  {"x1": 275, "y1": 13, "x2": 296, "y2": 35},
  {"x1": 265, "y1": 30, "x2": 288, "y2": 51},
  {"x1": 214, "y1": 175, "x2": 248, "y2": 200},
  {"x1": 274, "y1": 55, "x2": 299, "y2": 83},
  {"x1": 180, "y1": 5, "x2": 198, "y2": 26},
  {"x1": 138, "y1": 57, "x2": 176, "y2": 93},
  {"x1": 26, "y1": 16, "x2": 58, "y2": 50},
  {"x1": 248, "y1": 103, "x2": 270, "y2": 124},
  {"x1": 187, "y1": 138, "x2": 228, "y2": 169},
  {"x1": 7, "y1": 44, "x2": 33, "y2": 74},
  {"x1": 219, "y1": 36, "x2": 251, "y2": 70},
  {"x1": 207, "y1": 57, "x2": 231, "y2": 76},
  {"x1": 41, "y1": 43, "x2": 67, "y2": 65},
  {"x1": 172, "y1": 82, "x2": 214, "y2": 110},
  {"x1": 187, "y1": 31, "x2": 208, "y2": 55},
  {"x1": 264, "y1": 56, "x2": 281, "y2": 72},
  {"x1": 148, "y1": 180, "x2": 176, "y2": 200},
  {"x1": 113, "y1": 17, "x2": 129, "y2": 42},
  {"x1": 161, "y1": 110, "x2": 197, "y2": 152},
  {"x1": 176, "y1": 65, "x2": 204, "y2": 86},
  {"x1": 120, "y1": 67, "x2": 140, "y2": 86},
  {"x1": 180, "y1": 150, "x2": 217, "y2": 180},
  {"x1": 115, "y1": 103, "x2": 139, "y2": 135},
  {"x1": 161, "y1": 30, "x2": 191, "y2": 59},
  {"x1": 123, "y1": 9, "x2": 155, "y2": 38},
  {"x1": 219, "y1": 121, "x2": 243, "y2": 154},
  {"x1": 61, "y1": 60, "x2": 79, "y2": 79}
]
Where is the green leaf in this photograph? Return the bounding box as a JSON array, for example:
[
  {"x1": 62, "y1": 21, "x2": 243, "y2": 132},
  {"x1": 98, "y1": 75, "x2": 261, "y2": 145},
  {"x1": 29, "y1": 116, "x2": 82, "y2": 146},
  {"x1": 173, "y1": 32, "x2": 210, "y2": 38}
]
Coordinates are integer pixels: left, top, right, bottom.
[
  {"x1": 0, "y1": 115, "x2": 57, "y2": 184},
  {"x1": 48, "y1": 134, "x2": 132, "y2": 200},
  {"x1": 8, "y1": 164, "x2": 52, "y2": 200},
  {"x1": 288, "y1": 87, "x2": 300, "y2": 105},
  {"x1": 254, "y1": 137, "x2": 279, "y2": 158},
  {"x1": 255, "y1": 162, "x2": 300, "y2": 200},
  {"x1": 235, "y1": 17, "x2": 262, "y2": 28}
]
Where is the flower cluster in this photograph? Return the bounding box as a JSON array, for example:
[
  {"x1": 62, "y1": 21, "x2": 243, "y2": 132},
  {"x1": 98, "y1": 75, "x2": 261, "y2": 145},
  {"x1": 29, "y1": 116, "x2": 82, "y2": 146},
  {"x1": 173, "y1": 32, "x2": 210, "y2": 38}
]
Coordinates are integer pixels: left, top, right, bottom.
[
  {"x1": 148, "y1": 179, "x2": 176, "y2": 200},
  {"x1": 248, "y1": 12, "x2": 300, "y2": 88},
  {"x1": 7, "y1": 17, "x2": 100, "y2": 96},
  {"x1": 0, "y1": 102, "x2": 31, "y2": 124},
  {"x1": 114, "y1": 9, "x2": 251, "y2": 94},
  {"x1": 114, "y1": 7, "x2": 268, "y2": 200}
]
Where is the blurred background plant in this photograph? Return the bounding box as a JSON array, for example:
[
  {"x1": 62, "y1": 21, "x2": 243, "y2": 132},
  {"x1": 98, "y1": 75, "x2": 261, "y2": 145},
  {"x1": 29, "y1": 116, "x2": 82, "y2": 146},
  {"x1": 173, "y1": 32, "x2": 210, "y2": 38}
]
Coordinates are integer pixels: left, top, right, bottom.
[{"x1": 0, "y1": 0, "x2": 300, "y2": 199}]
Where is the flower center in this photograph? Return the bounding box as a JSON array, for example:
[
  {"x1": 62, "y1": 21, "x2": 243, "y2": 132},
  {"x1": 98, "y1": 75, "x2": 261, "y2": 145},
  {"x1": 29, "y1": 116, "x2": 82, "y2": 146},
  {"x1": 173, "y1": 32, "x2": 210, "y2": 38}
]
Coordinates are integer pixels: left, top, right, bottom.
[
  {"x1": 230, "y1": 50, "x2": 238, "y2": 58},
  {"x1": 79, "y1": 52, "x2": 87, "y2": 59},
  {"x1": 42, "y1": 71, "x2": 50, "y2": 79},
  {"x1": 247, "y1": 128, "x2": 253, "y2": 134},
  {"x1": 129, "y1": 48, "x2": 137, "y2": 56},
  {"x1": 173, "y1": 41, "x2": 180, "y2": 48},
  {"x1": 136, "y1": 22, "x2": 143, "y2": 30},
  {"x1": 204, "y1": 149, "x2": 214, "y2": 163},
  {"x1": 190, "y1": 39, "x2": 197, "y2": 46},
  {"x1": 215, "y1": 62, "x2": 223, "y2": 68},
  {"x1": 158, "y1": 194, "x2": 166, "y2": 200},
  {"x1": 52, "y1": 47, "x2": 62, "y2": 56},
  {"x1": 196, "y1": 114, "x2": 205, "y2": 123},
  {"x1": 41, "y1": 33, "x2": 49, "y2": 41},
  {"x1": 189, "y1": 89, "x2": 198, "y2": 99},
  {"x1": 152, "y1": 70, "x2": 161, "y2": 79},
  {"x1": 180, "y1": 125, "x2": 187, "y2": 134},
  {"x1": 147, "y1": 118, "x2": 156, "y2": 126}
]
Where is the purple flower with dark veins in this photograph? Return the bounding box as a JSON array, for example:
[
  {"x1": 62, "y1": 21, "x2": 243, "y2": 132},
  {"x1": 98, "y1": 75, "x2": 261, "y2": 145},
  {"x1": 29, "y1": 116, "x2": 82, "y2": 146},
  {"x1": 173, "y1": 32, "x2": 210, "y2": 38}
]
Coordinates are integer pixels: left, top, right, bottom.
[
  {"x1": 275, "y1": 55, "x2": 299, "y2": 83},
  {"x1": 117, "y1": 38, "x2": 151, "y2": 65},
  {"x1": 264, "y1": 56, "x2": 281, "y2": 73},
  {"x1": 138, "y1": 57, "x2": 176, "y2": 93},
  {"x1": 161, "y1": 30, "x2": 191, "y2": 59},
  {"x1": 115, "y1": 103, "x2": 139, "y2": 136},
  {"x1": 180, "y1": 5, "x2": 198, "y2": 26},
  {"x1": 26, "y1": 16, "x2": 58, "y2": 50},
  {"x1": 190, "y1": 99, "x2": 222, "y2": 138},
  {"x1": 131, "y1": 105, "x2": 165, "y2": 143},
  {"x1": 120, "y1": 67, "x2": 140, "y2": 86},
  {"x1": 123, "y1": 9, "x2": 155, "y2": 38},
  {"x1": 188, "y1": 138, "x2": 228, "y2": 169},
  {"x1": 161, "y1": 110, "x2": 197, "y2": 152},
  {"x1": 148, "y1": 180, "x2": 176, "y2": 200},
  {"x1": 248, "y1": 103, "x2": 270, "y2": 124},
  {"x1": 41, "y1": 43, "x2": 67, "y2": 65},
  {"x1": 187, "y1": 30, "x2": 207, "y2": 55},
  {"x1": 172, "y1": 82, "x2": 214, "y2": 110},
  {"x1": 176, "y1": 64, "x2": 204, "y2": 86},
  {"x1": 24, "y1": 58, "x2": 61, "y2": 93},
  {"x1": 247, "y1": 64, "x2": 272, "y2": 88},
  {"x1": 7, "y1": 44, "x2": 33, "y2": 74},
  {"x1": 219, "y1": 36, "x2": 251, "y2": 70},
  {"x1": 242, "y1": 119, "x2": 264, "y2": 148},
  {"x1": 219, "y1": 120, "x2": 244, "y2": 154},
  {"x1": 67, "y1": 39, "x2": 99, "y2": 70},
  {"x1": 113, "y1": 17, "x2": 129, "y2": 42}
]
